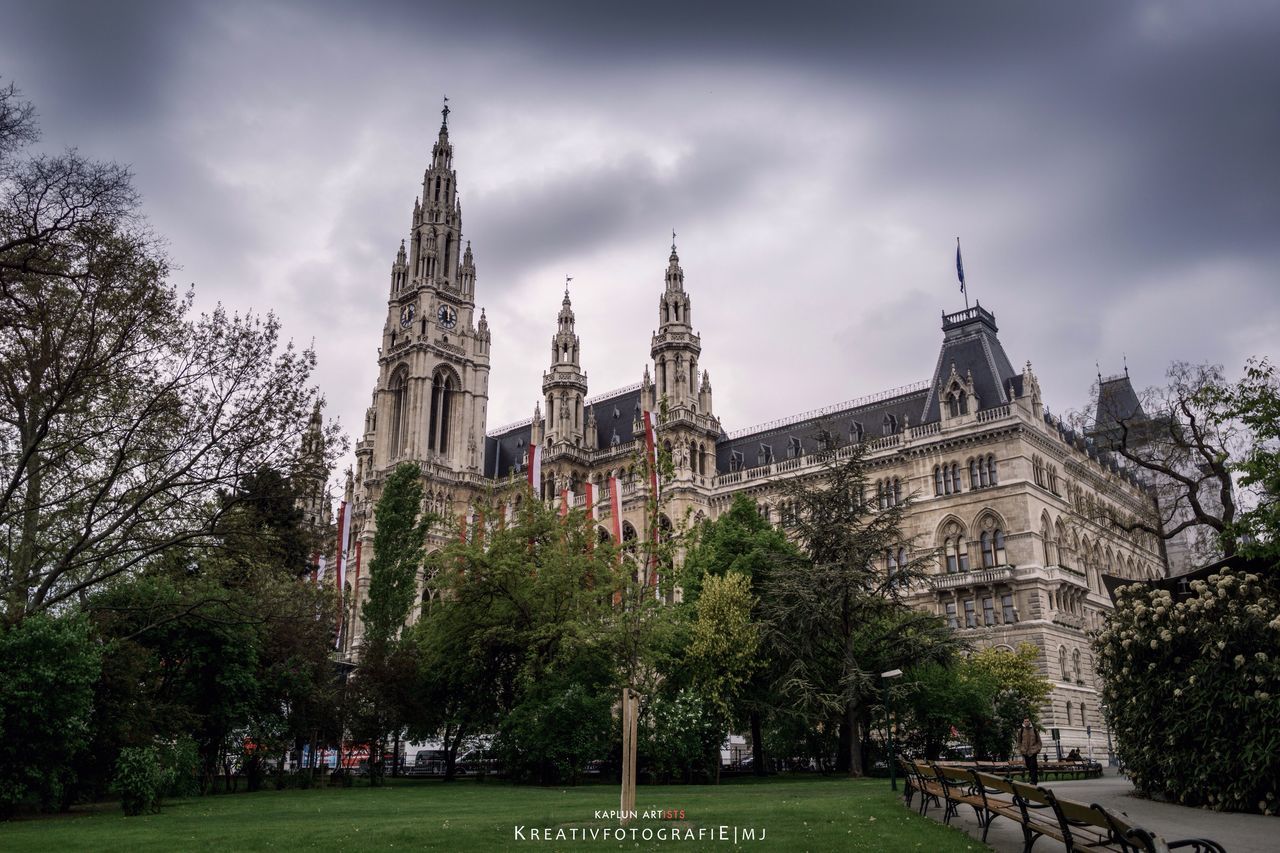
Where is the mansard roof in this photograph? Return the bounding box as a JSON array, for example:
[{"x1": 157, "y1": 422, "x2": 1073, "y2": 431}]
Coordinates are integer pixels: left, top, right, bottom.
[
  {"x1": 1094, "y1": 373, "x2": 1147, "y2": 435},
  {"x1": 918, "y1": 304, "x2": 1019, "y2": 425},
  {"x1": 484, "y1": 422, "x2": 532, "y2": 480},
  {"x1": 715, "y1": 384, "x2": 929, "y2": 472}
]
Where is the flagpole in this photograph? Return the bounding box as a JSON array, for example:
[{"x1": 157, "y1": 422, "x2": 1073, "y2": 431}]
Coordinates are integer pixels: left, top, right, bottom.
[{"x1": 956, "y1": 237, "x2": 970, "y2": 311}]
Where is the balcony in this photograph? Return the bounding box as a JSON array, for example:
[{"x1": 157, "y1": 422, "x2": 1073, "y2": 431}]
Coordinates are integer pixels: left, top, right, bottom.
[
  {"x1": 932, "y1": 566, "x2": 1015, "y2": 590},
  {"x1": 1052, "y1": 612, "x2": 1086, "y2": 630}
]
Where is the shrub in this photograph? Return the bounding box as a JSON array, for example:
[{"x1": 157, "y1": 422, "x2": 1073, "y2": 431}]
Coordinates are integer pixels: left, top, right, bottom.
[
  {"x1": 1093, "y1": 569, "x2": 1280, "y2": 813},
  {"x1": 114, "y1": 746, "x2": 164, "y2": 816},
  {"x1": 638, "y1": 688, "x2": 723, "y2": 784}
]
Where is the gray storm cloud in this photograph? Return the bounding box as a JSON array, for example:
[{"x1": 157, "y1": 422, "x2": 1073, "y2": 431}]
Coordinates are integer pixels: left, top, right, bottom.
[{"x1": 2, "y1": 0, "x2": 1277, "y2": 484}]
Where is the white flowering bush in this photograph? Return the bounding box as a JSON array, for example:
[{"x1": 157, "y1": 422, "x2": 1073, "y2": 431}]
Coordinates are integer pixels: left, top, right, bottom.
[{"x1": 1093, "y1": 569, "x2": 1280, "y2": 813}]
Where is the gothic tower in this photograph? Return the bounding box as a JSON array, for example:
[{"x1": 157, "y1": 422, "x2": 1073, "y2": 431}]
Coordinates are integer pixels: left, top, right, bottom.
[
  {"x1": 360, "y1": 102, "x2": 491, "y2": 481},
  {"x1": 542, "y1": 286, "x2": 589, "y2": 449}
]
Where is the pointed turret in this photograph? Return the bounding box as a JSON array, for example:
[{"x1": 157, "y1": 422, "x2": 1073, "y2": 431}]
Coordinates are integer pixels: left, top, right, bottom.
[
  {"x1": 542, "y1": 281, "x2": 589, "y2": 447},
  {"x1": 651, "y1": 239, "x2": 701, "y2": 409}
]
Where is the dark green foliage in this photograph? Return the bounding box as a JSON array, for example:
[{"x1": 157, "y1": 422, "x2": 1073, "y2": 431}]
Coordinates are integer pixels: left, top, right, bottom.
[
  {"x1": 638, "y1": 688, "x2": 724, "y2": 784},
  {"x1": 0, "y1": 613, "x2": 101, "y2": 814},
  {"x1": 114, "y1": 746, "x2": 164, "y2": 816},
  {"x1": 496, "y1": 682, "x2": 614, "y2": 786},
  {"x1": 1094, "y1": 569, "x2": 1280, "y2": 813},
  {"x1": 362, "y1": 463, "x2": 432, "y2": 644}
]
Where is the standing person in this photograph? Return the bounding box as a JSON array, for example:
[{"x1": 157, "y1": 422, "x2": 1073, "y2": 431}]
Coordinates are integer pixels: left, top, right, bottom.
[{"x1": 1017, "y1": 717, "x2": 1043, "y2": 784}]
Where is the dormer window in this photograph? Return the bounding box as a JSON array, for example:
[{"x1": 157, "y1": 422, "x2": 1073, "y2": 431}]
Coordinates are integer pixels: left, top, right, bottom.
[
  {"x1": 882, "y1": 414, "x2": 897, "y2": 435},
  {"x1": 758, "y1": 444, "x2": 773, "y2": 466},
  {"x1": 851, "y1": 421, "x2": 864, "y2": 443},
  {"x1": 730, "y1": 450, "x2": 744, "y2": 471},
  {"x1": 788, "y1": 436, "x2": 803, "y2": 458}
]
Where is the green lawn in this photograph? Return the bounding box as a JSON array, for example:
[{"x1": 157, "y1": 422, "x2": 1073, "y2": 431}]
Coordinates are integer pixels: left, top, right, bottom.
[{"x1": 0, "y1": 776, "x2": 987, "y2": 852}]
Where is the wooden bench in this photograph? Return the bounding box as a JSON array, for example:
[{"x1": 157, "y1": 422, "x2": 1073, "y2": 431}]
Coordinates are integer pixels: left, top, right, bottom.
[
  {"x1": 931, "y1": 762, "x2": 1023, "y2": 839},
  {"x1": 907, "y1": 761, "x2": 944, "y2": 816},
  {"x1": 989, "y1": 775, "x2": 1226, "y2": 853}
]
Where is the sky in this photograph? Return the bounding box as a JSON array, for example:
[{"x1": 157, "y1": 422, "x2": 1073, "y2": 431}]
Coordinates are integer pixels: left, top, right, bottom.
[{"x1": 3, "y1": 0, "x2": 1278, "y2": 481}]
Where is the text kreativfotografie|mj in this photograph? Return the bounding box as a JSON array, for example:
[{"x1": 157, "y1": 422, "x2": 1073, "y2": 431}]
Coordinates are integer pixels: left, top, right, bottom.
[{"x1": 513, "y1": 826, "x2": 767, "y2": 842}]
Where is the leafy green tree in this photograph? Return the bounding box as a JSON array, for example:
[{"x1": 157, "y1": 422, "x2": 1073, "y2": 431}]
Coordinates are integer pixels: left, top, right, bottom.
[
  {"x1": 686, "y1": 571, "x2": 759, "y2": 781},
  {"x1": 961, "y1": 644, "x2": 1052, "y2": 760},
  {"x1": 759, "y1": 440, "x2": 949, "y2": 776},
  {"x1": 1208, "y1": 358, "x2": 1280, "y2": 565},
  {"x1": 362, "y1": 463, "x2": 432, "y2": 644},
  {"x1": 0, "y1": 613, "x2": 100, "y2": 814},
  {"x1": 681, "y1": 494, "x2": 798, "y2": 774}
]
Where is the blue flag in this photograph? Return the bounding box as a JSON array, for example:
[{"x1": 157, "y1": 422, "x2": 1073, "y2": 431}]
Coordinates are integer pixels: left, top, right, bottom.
[{"x1": 956, "y1": 238, "x2": 966, "y2": 292}]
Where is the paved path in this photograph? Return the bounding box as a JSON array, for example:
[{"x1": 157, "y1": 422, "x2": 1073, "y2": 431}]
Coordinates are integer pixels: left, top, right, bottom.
[{"x1": 916, "y1": 770, "x2": 1276, "y2": 853}]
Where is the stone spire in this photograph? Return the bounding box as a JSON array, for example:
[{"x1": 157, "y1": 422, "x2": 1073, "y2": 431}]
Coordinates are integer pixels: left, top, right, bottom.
[
  {"x1": 651, "y1": 240, "x2": 700, "y2": 408},
  {"x1": 542, "y1": 280, "x2": 588, "y2": 447}
]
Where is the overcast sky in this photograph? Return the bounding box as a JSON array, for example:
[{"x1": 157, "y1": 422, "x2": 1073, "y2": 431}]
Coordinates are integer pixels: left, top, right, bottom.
[{"x1": 4, "y1": 0, "x2": 1278, "y2": 480}]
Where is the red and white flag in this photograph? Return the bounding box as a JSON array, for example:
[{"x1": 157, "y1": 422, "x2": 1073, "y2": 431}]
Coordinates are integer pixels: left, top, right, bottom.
[
  {"x1": 642, "y1": 410, "x2": 660, "y2": 502},
  {"x1": 334, "y1": 500, "x2": 351, "y2": 645},
  {"x1": 609, "y1": 476, "x2": 622, "y2": 543},
  {"x1": 560, "y1": 488, "x2": 570, "y2": 518},
  {"x1": 526, "y1": 443, "x2": 543, "y2": 498},
  {"x1": 584, "y1": 482, "x2": 596, "y2": 521}
]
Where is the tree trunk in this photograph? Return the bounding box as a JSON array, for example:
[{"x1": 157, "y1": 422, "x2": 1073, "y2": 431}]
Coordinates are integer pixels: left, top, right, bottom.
[
  {"x1": 750, "y1": 710, "x2": 767, "y2": 776},
  {"x1": 845, "y1": 703, "x2": 863, "y2": 777}
]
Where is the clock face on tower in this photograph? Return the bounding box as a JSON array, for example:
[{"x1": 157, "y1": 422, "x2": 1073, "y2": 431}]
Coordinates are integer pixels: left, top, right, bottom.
[
  {"x1": 437, "y1": 303, "x2": 458, "y2": 329},
  {"x1": 399, "y1": 304, "x2": 416, "y2": 327}
]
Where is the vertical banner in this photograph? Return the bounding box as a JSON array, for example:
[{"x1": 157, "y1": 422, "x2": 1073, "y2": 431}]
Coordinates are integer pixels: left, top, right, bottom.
[
  {"x1": 642, "y1": 411, "x2": 661, "y2": 588},
  {"x1": 476, "y1": 509, "x2": 486, "y2": 547},
  {"x1": 560, "y1": 488, "x2": 570, "y2": 518},
  {"x1": 310, "y1": 551, "x2": 319, "y2": 585},
  {"x1": 316, "y1": 555, "x2": 327, "y2": 584},
  {"x1": 459, "y1": 512, "x2": 468, "y2": 543},
  {"x1": 526, "y1": 444, "x2": 543, "y2": 498},
  {"x1": 334, "y1": 500, "x2": 350, "y2": 646},
  {"x1": 609, "y1": 476, "x2": 622, "y2": 543},
  {"x1": 584, "y1": 482, "x2": 596, "y2": 521}
]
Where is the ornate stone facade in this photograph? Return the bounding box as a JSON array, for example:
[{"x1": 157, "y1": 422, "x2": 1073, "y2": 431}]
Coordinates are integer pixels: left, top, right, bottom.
[{"x1": 345, "y1": 115, "x2": 1166, "y2": 756}]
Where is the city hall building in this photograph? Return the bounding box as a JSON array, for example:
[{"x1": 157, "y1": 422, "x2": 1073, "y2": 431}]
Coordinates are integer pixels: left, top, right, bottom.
[{"x1": 340, "y1": 110, "x2": 1166, "y2": 754}]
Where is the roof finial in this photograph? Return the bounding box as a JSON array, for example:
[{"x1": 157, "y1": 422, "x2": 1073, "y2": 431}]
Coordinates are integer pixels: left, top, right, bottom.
[
  {"x1": 441, "y1": 95, "x2": 450, "y2": 128},
  {"x1": 1096, "y1": 362, "x2": 1103, "y2": 385},
  {"x1": 564, "y1": 274, "x2": 573, "y2": 300},
  {"x1": 672, "y1": 228, "x2": 677, "y2": 251},
  {"x1": 1123, "y1": 352, "x2": 1129, "y2": 378}
]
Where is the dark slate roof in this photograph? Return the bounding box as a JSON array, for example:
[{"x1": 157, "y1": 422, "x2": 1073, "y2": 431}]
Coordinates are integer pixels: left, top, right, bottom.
[
  {"x1": 715, "y1": 387, "x2": 929, "y2": 473},
  {"x1": 482, "y1": 384, "x2": 646, "y2": 479},
  {"x1": 587, "y1": 386, "x2": 644, "y2": 451},
  {"x1": 1094, "y1": 374, "x2": 1147, "y2": 435},
  {"x1": 485, "y1": 421, "x2": 534, "y2": 479},
  {"x1": 918, "y1": 304, "x2": 1019, "y2": 425}
]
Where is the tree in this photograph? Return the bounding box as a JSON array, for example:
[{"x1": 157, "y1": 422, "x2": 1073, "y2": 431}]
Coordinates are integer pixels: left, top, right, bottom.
[
  {"x1": 0, "y1": 613, "x2": 101, "y2": 814},
  {"x1": 685, "y1": 571, "x2": 759, "y2": 782},
  {"x1": 0, "y1": 80, "x2": 339, "y2": 623},
  {"x1": 361, "y1": 463, "x2": 432, "y2": 645},
  {"x1": 758, "y1": 439, "x2": 951, "y2": 776},
  {"x1": 960, "y1": 644, "x2": 1052, "y2": 760},
  {"x1": 682, "y1": 493, "x2": 799, "y2": 774},
  {"x1": 1081, "y1": 361, "x2": 1280, "y2": 564}
]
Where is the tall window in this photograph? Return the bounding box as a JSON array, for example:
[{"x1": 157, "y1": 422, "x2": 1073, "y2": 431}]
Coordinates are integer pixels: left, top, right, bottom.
[
  {"x1": 1066, "y1": 701, "x2": 1073, "y2": 726},
  {"x1": 1073, "y1": 649, "x2": 1083, "y2": 684},
  {"x1": 950, "y1": 463, "x2": 961, "y2": 494},
  {"x1": 892, "y1": 477, "x2": 901, "y2": 506},
  {"x1": 982, "y1": 596, "x2": 995, "y2": 626},
  {"x1": 934, "y1": 466, "x2": 944, "y2": 496},
  {"x1": 981, "y1": 526, "x2": 1007, "y2": 567},
  {"x1": 390, "y1": 369, "x2": 409, "y2": 457},
  {"x1": 945, "y1": 538, "x2": 958, "y2": 573},
  {"x1": 1059, "y1": 647, "x2": 1069, "y2": 680},
  {"x1": 987, "y1": 455, "x2": 998, "y2": 485},
  {"x1": 945, "y1": 602, "x2": 958, "y2": 629},
  {"x1": 970, "y1": 457, "x2": 980, "y2": 488},
  {"x1": 428, "y1": 369, "x2": 454, "y2": 454},
  {"x1": 1002, "y1": 593, "x2": 1016, "y2": 623},
  {"x1": 851, "y1": 421, "x2": 864, "y2": 443},
  {"x1": 963, "y1": 599, "x2": 976, "y2": 628}
]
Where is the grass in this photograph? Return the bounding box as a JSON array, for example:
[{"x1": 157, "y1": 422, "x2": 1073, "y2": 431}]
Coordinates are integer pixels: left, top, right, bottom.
[{"x1": 0, "y1": 775, "x2": 988, "y2": 852}]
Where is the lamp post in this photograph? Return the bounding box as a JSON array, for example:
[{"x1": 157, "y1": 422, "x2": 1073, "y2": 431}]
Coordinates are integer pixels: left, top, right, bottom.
[{"x1": 882, "y1": 669, "x2": 904, "y2": 792}]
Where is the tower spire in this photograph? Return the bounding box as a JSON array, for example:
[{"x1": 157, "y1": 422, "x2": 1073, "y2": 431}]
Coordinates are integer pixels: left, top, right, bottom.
[{"x1": 441, "y1": 95, "x2": 450, "y2": 129}]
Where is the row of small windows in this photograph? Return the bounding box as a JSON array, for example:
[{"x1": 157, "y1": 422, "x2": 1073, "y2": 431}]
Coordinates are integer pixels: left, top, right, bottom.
[
  {"x1": 876, "y1": 478, "x2": 903, "y2": 509},
  {"x1": 932, "y1": 455, "x2": 999, "y2": 496},
  {"x1": 1031, "y1": 455, "x2": 1060, "y2": 493},
  {"x1": 945, "y1": 593, "x2": 1017, "y2": 628},
  {"x1": 722, "y1": 416, "x2": 908, "y2": 473}
]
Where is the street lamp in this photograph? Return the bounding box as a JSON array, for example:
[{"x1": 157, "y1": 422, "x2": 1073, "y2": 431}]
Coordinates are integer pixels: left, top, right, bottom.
[{"x1": 881, "y1": 669, "x2": 904, "y2": 792}]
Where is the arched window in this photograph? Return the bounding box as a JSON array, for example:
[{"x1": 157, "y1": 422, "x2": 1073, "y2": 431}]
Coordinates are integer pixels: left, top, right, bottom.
[
  {"x1": 892, "y1": 477, "x2": 901, "y2": 506},
  {"x1": 945, "y1": 538, "x2": 958, "y2": 573},
  {"x1": 959, "y1": 391, "x2": 968, "y2": 415},
  {"x1": 1066, "y1": 701, "x2": 1073, "y2": 726},
  {"x1": 951, "y1": 463, "x2": 961, "y2": 494},
  {"x1": 1080, "y1": 703, "x2": 1088, "y2": 728},
  {"x1": 969, "y1": 457, "x2": 979, "y2": 488},
  {"x1": 987, "y1": 455, "x2": 998, "y2": 485},
  {"x1": 428, "y1": 369, "x2": 455, "y2": 454},
  {"x1": 1073, "y1": 649, "x2": 1082, "y2": 684},
  {"x1": 981, "y1": 531, "x2": 995, "y2": 567},
  {"x1": 389, "y1": 368, "x2": 409, "y2": 457},
  {"x1": 979, "y1": 457, "x2": 989, "y2": 487},
  {"x1": 934, "y1": 466, "x2": 944, "y2": 496},
  {"x1": 886, "y1": 549, "x2": 898, "y2": 572},
  {"x1": 1041, "y1": 516, "x2": 1053, "y2": 565},
  {"x1": 1059, "y1": 647, "x2": 1069, "y2": 680},
  {"x1": 994, "y1": 529, "x2": 1006, "y2": 564}
]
